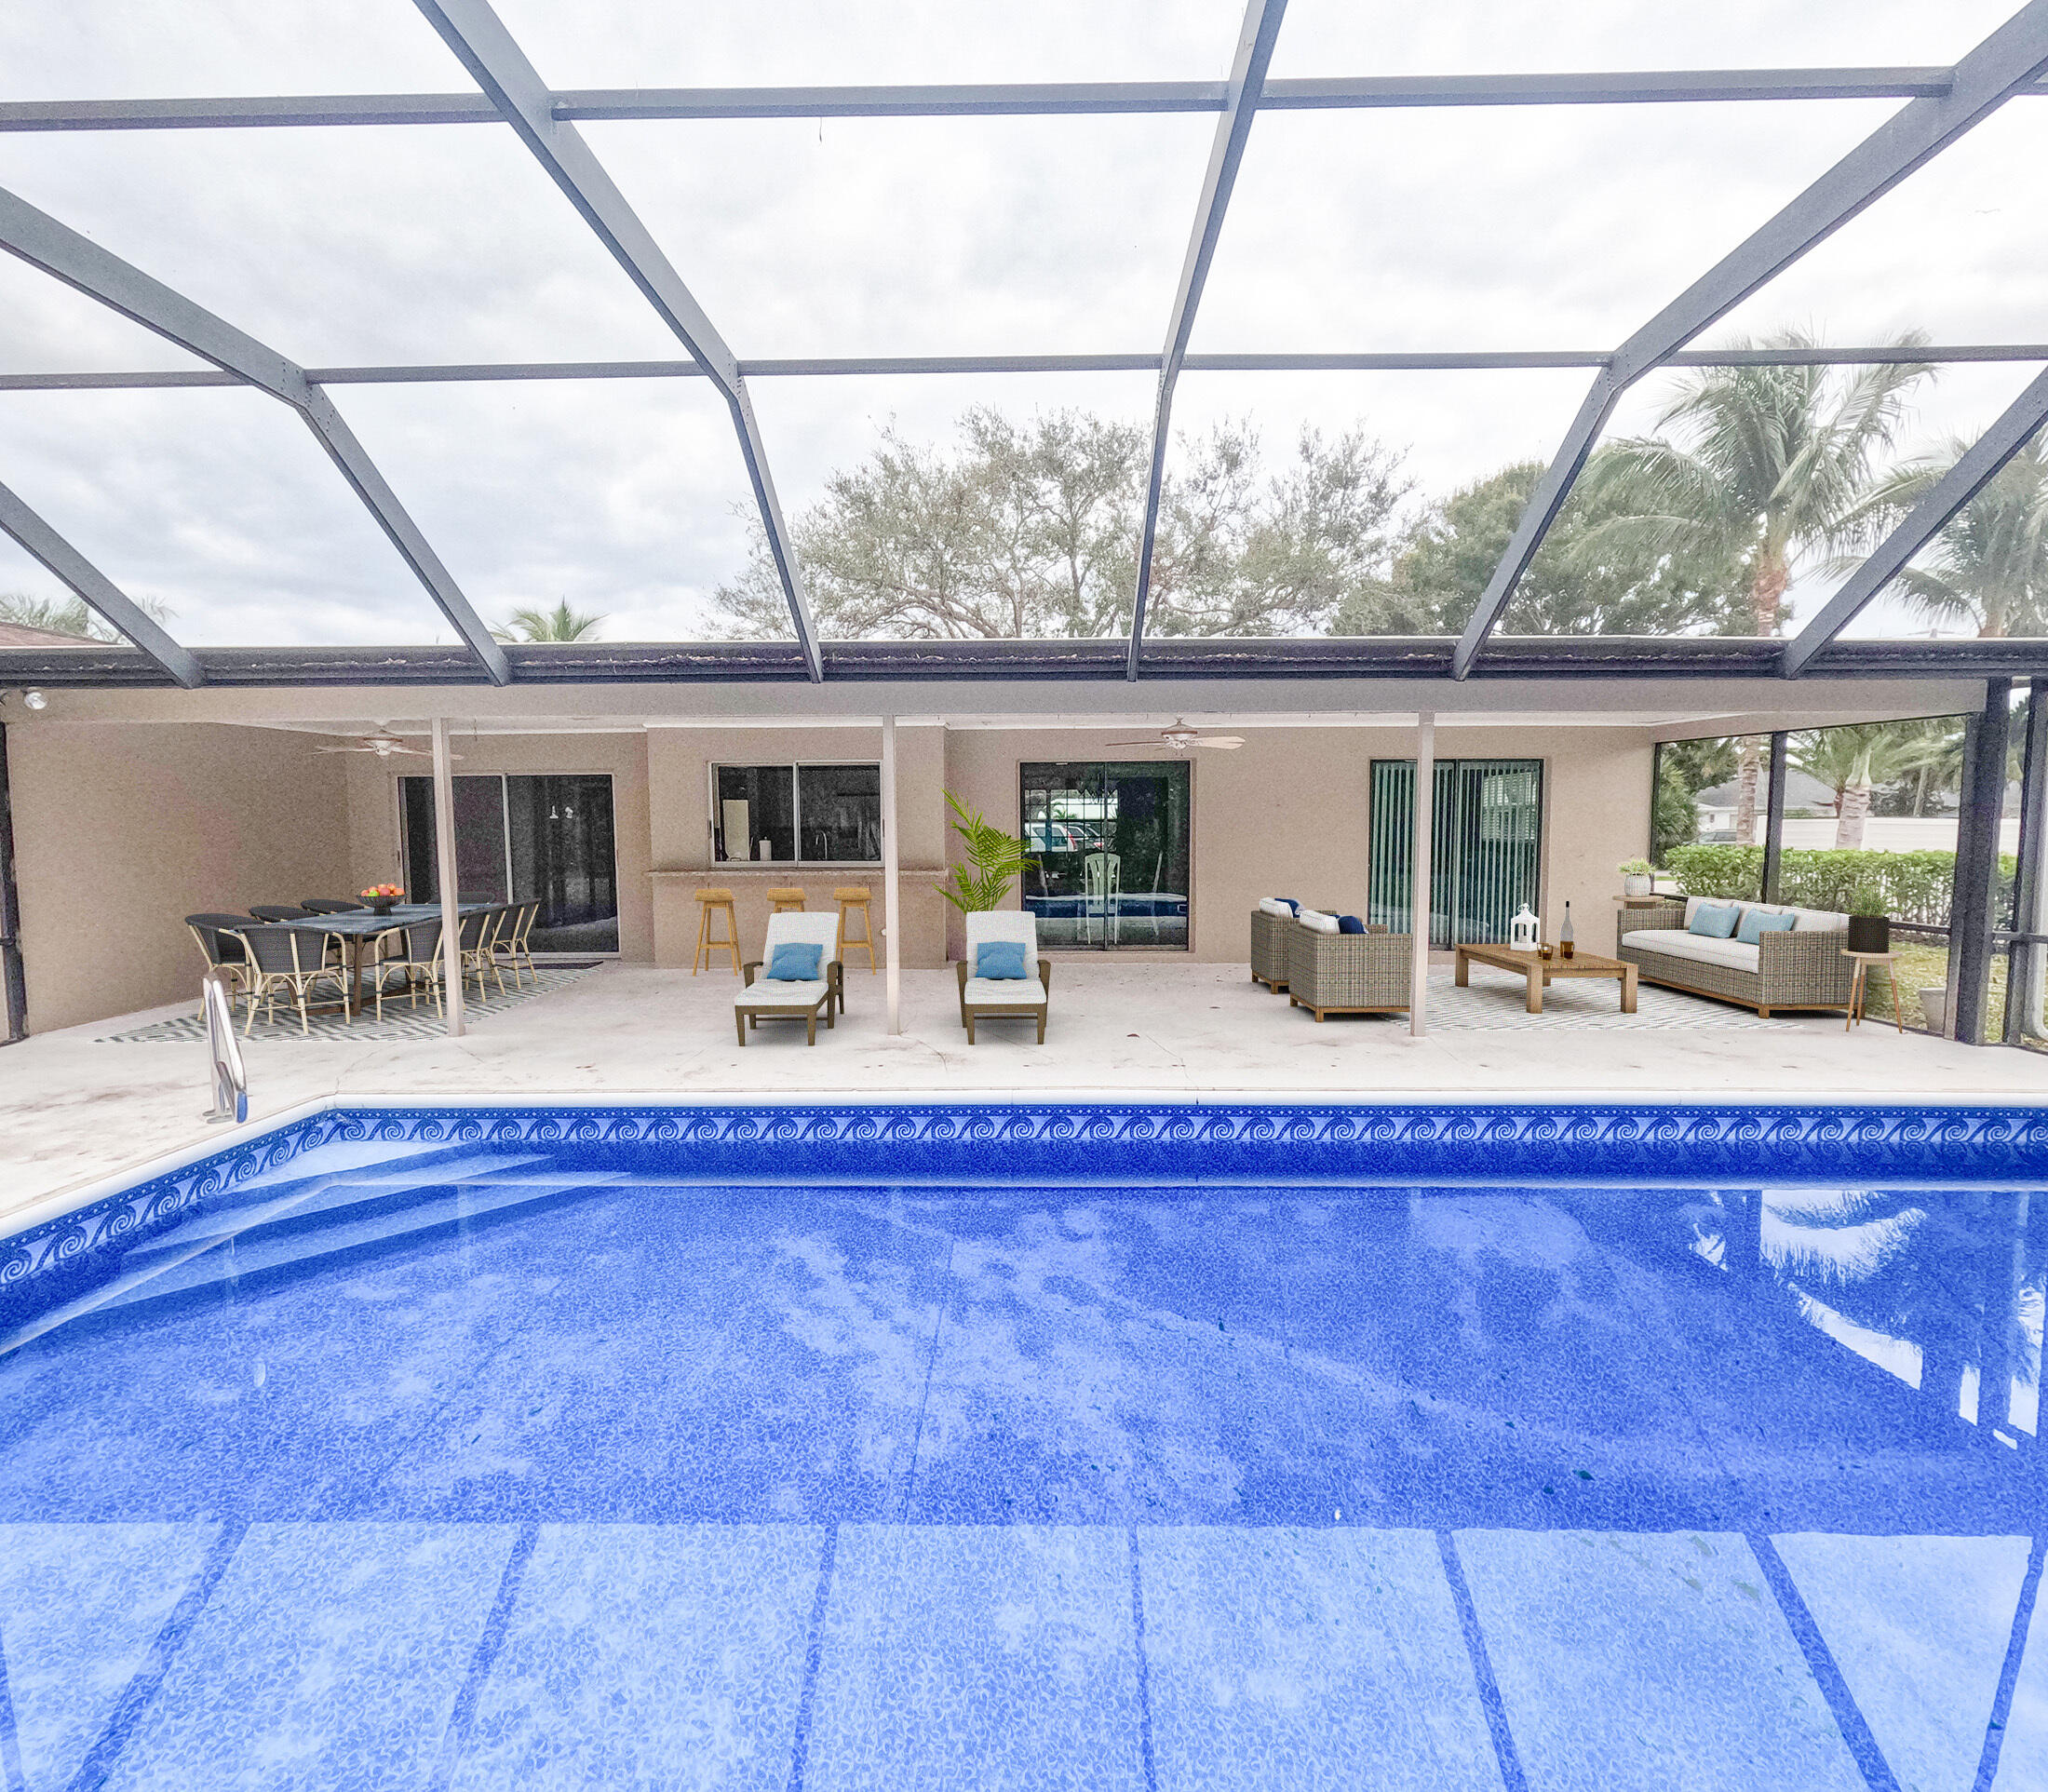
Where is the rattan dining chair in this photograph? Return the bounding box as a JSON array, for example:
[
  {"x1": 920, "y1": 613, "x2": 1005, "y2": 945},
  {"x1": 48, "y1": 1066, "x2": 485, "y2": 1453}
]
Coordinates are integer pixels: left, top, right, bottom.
[
  {"x1": 185, "y1": 914, "x2": 255, "y2": 1014},
  {"x1": 381, "y1": 918, "x2": 447, "y2": 1019},
  {"x1": 300, "y1": 897, "x2": 366, "y2": 914},
  {"x1": 249, "y1": 904, "x2": 314, "y2": 923},
  {"x1": 489, "y1": 899, "x2": 542, "y2": 990},
  {"x1": 459, "y1": 908, "x2": 508, "y2": 1000},
  {"x1": 231, "y1": 923, "x2": 350, "y2": 1035}
]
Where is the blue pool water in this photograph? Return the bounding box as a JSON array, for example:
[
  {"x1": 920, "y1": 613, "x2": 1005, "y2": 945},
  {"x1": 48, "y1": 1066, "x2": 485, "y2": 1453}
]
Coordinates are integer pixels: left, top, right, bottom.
[{"x1": 1, "y1": 1102, "x2": 2044, "y2": 1789}]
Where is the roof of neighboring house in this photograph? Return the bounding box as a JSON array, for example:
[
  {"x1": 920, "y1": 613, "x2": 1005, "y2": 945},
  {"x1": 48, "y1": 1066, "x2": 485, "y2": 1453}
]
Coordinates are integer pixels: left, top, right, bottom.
[
  {"x1": 0, "y1": 620, "x2": 99, "y2": 647},
  {"x1": 1695, "y1": 770, "x2": 1835, "y2": 811}
]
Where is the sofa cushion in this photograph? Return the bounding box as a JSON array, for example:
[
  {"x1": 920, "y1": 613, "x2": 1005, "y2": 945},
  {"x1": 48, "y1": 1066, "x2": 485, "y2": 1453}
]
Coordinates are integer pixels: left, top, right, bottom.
[
  {"x1": 1689, "y1": 903, "x2": 1743, "y2": 939},
  {"x1": 1623, "y1": 929, "x2": 1760, "y2": 973},
  {"x1": 1736, "y1": 908, "x2": 1798, "y2": 946},
  {"x1": 1258, "y1": 896, "x2": 1298, "y2": 917},
  {"x1": 1298, "y1": 909, "x2": 1341, "y2": 933}
]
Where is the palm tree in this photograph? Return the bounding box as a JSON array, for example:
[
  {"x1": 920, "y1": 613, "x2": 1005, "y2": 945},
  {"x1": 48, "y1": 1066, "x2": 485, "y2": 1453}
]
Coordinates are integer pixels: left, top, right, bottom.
[
  {"x1": 492, "y1": 600, "x2": 606, "y2": 642},
  {"x1": 1574, "y1": 329, "x2": 1934, "y2": 839},
  {"x1": 1842, "y1": 430, "x2": 2048, "y2": 639},
  {"x1": 1790, "y1": 722, "x2": 1939, "y2": 849},
  {"x1": 0, "y1": 590, "x2": 174, "y2": 642}
]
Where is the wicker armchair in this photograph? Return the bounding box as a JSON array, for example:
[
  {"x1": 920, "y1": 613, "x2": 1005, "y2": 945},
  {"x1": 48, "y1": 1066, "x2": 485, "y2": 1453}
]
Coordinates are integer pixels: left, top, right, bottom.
[
  {"x1": 1249, "y1": 908, "x2": 1293, "y2": 991},
  {"x1": 1286, "y1": 922, "x2": 1410, "y2": 1020}
]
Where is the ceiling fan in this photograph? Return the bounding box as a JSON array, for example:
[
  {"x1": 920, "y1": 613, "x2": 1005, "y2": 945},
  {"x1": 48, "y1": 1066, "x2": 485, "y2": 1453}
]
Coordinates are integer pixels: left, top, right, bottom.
[
  {"x1": 1105, "y1": 717, "x2": 1246, "y2": 752},
  {"x1": 315, "y1": 728, "x2": 457, "y2": 760}
]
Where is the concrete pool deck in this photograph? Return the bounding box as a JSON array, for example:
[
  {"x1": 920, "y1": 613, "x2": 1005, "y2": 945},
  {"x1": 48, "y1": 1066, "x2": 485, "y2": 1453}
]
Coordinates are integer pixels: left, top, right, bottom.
[{"x1": 4, "y1": 958, "x2": 2045, "y2": 1224}]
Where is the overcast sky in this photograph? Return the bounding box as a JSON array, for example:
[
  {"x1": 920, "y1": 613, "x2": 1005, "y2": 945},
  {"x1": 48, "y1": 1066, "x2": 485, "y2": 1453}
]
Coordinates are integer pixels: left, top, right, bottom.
[{"x1": 0, "y1": 0, "x2": 2041, "y2": 645}]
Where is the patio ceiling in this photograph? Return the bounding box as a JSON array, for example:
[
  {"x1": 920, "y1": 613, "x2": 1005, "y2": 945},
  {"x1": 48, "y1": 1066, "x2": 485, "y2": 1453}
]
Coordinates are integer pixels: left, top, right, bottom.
[{"x1": 3, "y1": 1, "x2": 2048, "y2": 692}]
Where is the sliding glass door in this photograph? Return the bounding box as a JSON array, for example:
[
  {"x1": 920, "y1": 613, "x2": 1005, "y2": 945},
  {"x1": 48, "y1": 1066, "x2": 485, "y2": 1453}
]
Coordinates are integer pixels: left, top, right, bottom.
[
  {"x1": 1019, "y1": 761, "x2": 1192, "y2": 949},
  {"x1": 1368, "y1": 759, "x2": 1543, "y2": 948},
  {"x1": 401, "y1": 774, "x2": 620, "y2": 953}
]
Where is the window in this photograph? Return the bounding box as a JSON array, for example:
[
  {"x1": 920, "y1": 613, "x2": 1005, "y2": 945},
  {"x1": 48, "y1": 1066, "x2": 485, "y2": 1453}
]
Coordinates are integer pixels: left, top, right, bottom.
[
  {"x1": 1019, "y1": 761, "x2": 1192, "y2": 950},
  {"x1": 712, "y1": 762, "x2": 882, "y2": 864},
  {"x1": 400, "y1": 774, "x2": 619, "y2": 953},
  {"x1": 1369, "y1": 759, "x2": 1543, "y2": 948}
]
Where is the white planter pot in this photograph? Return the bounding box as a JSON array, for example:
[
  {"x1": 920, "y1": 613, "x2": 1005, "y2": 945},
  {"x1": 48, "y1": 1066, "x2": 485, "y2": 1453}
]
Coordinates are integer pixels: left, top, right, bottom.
[
  {"x1": 1623, "y1": 874, "x2": 1651, "y2": 897},
  {"x1": 1918, "y1": 986, "x2": 1948, "y2": 1034}
]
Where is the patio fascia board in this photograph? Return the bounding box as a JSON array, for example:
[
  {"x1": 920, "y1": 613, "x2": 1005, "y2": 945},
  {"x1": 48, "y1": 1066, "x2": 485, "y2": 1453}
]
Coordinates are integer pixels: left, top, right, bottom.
[{"x1": 0, "y1": 636, "x2": 2040, "y2": 690}]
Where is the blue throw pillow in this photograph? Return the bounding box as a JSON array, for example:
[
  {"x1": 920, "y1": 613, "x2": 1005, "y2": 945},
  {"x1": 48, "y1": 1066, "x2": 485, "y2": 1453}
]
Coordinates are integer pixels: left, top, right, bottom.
[
  {"x1": 1689, "y1": 903, "x2": 1742, "y2": 939},
  {"x1": 976, "y1": 940, "x2": 1030, "y2": 980},
  {"x1": 1337, "y1": 914, "x2": 1366, "y2": 934},
  {"x1": 1736, "y1": 908, "x2": 1797, "y2": 946},
  {"x1": 766, "y1": 940, "x2": 823, "y2": 981}
]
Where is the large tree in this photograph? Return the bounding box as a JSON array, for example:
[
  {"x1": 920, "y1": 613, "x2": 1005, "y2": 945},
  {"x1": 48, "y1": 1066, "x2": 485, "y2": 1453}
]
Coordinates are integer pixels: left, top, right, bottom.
[
  {"x1": 711, "y1": 407, "x2": 1409, "y2": 640},
  {"x1": 1842, "y1": 430, "x2": 2048, "y2": 639},
  {"x1": 1571, "y1": 330, "x2": 1935, "y2": 838},
  {"x1": 1336, "y1": 458, "x2": 1747, "y2": 637},
  {"x1": 0, "y1": 590, "x2": 172, "y2": 642},
  {"x1": 1791, "y1": 722, "x2": 1940, "y2": 849}
]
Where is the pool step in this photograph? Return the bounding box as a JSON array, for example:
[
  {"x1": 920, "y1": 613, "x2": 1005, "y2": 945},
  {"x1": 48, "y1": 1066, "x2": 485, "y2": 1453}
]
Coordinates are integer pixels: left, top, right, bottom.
[{"x1": 92, "y1": 1158, "x2": 610, "y2": 1315}]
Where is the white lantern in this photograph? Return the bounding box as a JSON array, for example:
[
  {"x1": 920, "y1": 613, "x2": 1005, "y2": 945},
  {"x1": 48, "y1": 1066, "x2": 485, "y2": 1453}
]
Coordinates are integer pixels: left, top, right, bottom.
[{"x1": 1509, "y1": 904, "x2": 1540, "y2": 951}]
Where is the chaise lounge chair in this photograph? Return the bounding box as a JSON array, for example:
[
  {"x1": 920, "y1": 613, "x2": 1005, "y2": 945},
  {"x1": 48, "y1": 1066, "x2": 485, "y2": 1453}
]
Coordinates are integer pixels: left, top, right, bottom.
[
  {"x1": 736, "y1": 911, "x2": 844, "y2": 1044},
  {"x1": 958, "y1": 910, "x2": 1052, "y2": 1044}
]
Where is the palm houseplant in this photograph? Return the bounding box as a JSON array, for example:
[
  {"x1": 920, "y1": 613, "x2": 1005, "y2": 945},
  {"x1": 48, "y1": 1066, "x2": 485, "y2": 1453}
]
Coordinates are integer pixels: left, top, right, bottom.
[{"x1": 936, "y1": 791, "x2": 1037, "y2": 926}]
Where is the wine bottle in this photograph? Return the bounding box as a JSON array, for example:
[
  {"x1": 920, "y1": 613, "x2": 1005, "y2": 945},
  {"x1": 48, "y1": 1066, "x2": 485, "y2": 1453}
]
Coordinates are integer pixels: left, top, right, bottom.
[{"x1": 1560, "y1": 900, "x2": 1575, "y2": 960}]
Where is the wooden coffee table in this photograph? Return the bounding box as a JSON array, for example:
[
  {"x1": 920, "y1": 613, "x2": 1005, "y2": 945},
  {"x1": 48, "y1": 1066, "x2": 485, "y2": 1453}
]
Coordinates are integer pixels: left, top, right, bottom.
[{"x1": 1455, "y1": 941, "x2": 1638, "y2": 1015}]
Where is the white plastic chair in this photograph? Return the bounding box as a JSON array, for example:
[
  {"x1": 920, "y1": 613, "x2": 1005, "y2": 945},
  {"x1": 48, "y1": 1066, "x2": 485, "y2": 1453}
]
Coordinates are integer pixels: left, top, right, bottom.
[{"x1": 1083, "y1": 850, "x2": 1121, "y2": 947}]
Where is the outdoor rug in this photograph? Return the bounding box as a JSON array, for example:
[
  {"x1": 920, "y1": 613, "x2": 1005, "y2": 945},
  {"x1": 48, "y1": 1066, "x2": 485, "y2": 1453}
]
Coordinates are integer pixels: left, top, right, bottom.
[
  {"x1": 1427, "y1": 969, "x2": 1780, "y2": 1031},
  {"x1": 99, "y1": 965, "x2": 597, "y2": 1044}
]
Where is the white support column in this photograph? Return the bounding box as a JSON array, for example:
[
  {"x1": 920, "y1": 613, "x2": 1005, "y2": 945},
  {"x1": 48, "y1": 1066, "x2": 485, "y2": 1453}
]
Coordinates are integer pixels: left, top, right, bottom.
[
  {"x1": 432, "y1": 715, "x2": 465, "y2": 1038},
  {"x1": 882, "y1": 714, "x2": 902, "y2": 1035},
  {"x1": 1410, "y1": 710, "x2": 1435, "y2": 1038}
]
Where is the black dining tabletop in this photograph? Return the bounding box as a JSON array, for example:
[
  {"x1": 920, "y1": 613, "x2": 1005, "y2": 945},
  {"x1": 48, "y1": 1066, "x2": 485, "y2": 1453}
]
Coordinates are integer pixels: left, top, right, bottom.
[{"x1": 264, "y1": 903, "x2": 496, "y2": 937}]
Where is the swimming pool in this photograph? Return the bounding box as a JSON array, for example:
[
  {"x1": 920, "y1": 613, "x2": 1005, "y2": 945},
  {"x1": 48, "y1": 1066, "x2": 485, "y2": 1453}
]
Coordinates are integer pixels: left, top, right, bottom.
[{"x1": 2, "y1": 1099, "x2": 2043, "y2": 1789}]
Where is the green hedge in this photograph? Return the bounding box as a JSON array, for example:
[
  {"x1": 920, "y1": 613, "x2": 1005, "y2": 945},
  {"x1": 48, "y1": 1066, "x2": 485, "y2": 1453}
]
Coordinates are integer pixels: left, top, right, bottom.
[{"x1": 1663, "y1": 843, "x2": 2015, "y2": 928}]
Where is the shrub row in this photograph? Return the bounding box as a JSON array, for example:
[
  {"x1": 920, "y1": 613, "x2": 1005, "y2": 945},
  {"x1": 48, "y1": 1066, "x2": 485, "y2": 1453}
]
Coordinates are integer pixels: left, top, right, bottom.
[{"x1": 1663, "y1": 843, "x2": 2015, "y2": 928}]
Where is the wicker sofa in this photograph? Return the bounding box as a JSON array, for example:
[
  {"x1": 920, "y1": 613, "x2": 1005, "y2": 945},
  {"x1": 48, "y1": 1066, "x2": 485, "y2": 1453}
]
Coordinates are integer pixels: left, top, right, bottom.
[
  {"x1": 1616, "y1": 896, "x2": 1854, "y2": 1018},
  {"x1": 1285, "y1": 919, "x2": 1408, "y2": 1020}
]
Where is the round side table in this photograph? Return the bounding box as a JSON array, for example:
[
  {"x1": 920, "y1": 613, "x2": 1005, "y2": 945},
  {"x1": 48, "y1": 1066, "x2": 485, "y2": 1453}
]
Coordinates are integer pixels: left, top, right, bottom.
[{"x1": 1841, "y1": 949, "x2": 1903, "y2": 1033}]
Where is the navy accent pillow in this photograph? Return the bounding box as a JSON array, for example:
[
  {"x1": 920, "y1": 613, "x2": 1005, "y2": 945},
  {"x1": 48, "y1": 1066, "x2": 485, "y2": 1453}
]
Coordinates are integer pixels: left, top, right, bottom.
[
  {"x1": 1337, "y1": 914, "x2": 1366, "y2": 934},
  {"x1": 767, "y1": 941, "x2": 823, "y2": 981},
  {"x1": 976, "y1": 940, "x2": 1030, "y2": 979},
  {"x1": 1737, "y1": 909, "x2": 1797, "y2": 946},
  {"x1": 1689, "y1": 903, "x2": 1742, "y2": 939}
]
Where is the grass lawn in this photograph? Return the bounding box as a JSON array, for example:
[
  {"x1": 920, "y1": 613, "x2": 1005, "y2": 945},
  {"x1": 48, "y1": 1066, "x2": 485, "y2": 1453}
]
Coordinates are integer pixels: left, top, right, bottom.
[{"x1": 1864, "y1": 937, "x2": 2043, "y2": 1049}]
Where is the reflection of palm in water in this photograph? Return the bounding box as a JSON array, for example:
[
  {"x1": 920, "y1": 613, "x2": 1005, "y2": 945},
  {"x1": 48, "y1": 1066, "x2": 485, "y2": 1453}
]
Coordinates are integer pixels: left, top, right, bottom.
[{"x1": 1733, "y1": 1188, "x2": 2041, "y2": 1428}]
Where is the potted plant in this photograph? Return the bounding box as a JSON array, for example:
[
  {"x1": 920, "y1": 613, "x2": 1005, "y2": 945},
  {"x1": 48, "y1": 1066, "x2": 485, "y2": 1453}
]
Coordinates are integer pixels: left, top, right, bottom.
[
  {"x1": 935, "y1": 792, "x2": 1037, "y2": 930},
  {"x1": 360, "y1": 882, "x2": 404, "y2": 916},
  {"x1": 1617, "y1": 856, "x2": 1654, "y2": 898},
  {"x1": 1845, "y1": 881, "x2": 1890, "y2": 954}
]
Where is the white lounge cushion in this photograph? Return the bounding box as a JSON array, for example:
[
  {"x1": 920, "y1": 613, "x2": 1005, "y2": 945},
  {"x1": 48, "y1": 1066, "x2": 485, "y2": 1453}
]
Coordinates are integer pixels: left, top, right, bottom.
[
  {"x1": 964, "y1": 909, "x2": 1041, "y2": 961},
  {"x1": 1258, "y1": 896, "x2": 1295, "y2": 917},
  {"x1": 1297, "y1": 909, "x2": 1341, "y2": 933},
  {"x1": 761, "y1": 911, "x2": 842, "y2": 959},
  {"x1": 1623, "y1": 929, "x2": 1760, "y2": 972},
  {"x1": 963, "y1": 976, "x2": 1046, "y2": 1008},
  {"x1": 736, "y1": 978, "x2": 830, "y2": 1008}
]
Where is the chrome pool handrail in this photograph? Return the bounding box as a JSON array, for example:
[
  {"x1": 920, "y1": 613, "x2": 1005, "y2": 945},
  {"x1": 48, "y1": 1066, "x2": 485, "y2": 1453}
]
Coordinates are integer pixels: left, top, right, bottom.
[{"x1": 201, "y1": 969, "x2": 248, "y2": 1125}]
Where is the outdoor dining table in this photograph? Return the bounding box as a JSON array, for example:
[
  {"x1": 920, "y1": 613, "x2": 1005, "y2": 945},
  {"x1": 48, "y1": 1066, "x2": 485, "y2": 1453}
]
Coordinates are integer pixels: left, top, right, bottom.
[{"x1": 268, "y1": 903, "x2": 492, "y2": 1018}]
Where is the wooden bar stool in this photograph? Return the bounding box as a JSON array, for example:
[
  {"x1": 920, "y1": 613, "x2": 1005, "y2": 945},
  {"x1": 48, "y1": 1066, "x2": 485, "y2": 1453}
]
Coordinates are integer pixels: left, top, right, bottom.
[
  {"x1": 693, "y1": 887, "x2": 740, "y2": 976},
  {"x1": 765, "y1": 887, "x2": 808, "y2": 914},
  {"x1": 835, "y1": 885, "x2": 877, "y2": 974}
]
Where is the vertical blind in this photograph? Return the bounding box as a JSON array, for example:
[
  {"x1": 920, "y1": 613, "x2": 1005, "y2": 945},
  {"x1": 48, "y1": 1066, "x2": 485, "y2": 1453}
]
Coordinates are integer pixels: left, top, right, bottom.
[{"x1": 1368, "y1": 759, "x2": 1543, "y2": 948}]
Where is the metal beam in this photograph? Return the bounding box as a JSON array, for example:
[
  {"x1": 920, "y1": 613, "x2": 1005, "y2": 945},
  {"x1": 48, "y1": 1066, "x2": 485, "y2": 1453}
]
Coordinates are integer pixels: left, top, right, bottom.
[
  {"x1": 6, "y1": 344, "x2": 2047, "y2": 394},
  {"x1": 1450, "y1": 2, "x2": 2048, "y2": 680},
  {"x1": 2005, "y1": 680, "x2": 2048, "y2": 1043},
  {"x1": 0, "y1": 187, "x2": 511, "y2": 684},
  {"x1": 1784, "y1": 365, "x2": 2048, "y2": 676},
  {"x1": 0, "y1": 480, "x2": 203, "y2": 686},
  {"x1": 13, "y1": 71, "x2": 2048, "y2": 133},
  {"x1": 1128, "y1": 0, "x2": 1288, "y2": 680},
  {"x1": 1951, "y1": 679, "x2": 2014, "y2": 1043},
  {"x1": 1762, "y1": 730, "x2": 1789, "y2": 899},
  {"x1": 411, "y1": 0, "x2": 823, "y2": 683},
  {"x1": 3, "y1": 631, "x2": 2042, "y2": 690},
  {"x1": 0, "y1": 719, "x2": 26, "y2": 1044}
]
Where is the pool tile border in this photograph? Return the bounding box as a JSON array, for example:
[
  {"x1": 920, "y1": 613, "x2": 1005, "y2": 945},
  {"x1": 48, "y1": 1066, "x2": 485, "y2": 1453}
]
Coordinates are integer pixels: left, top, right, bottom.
[{"x1": 7, "y1": 1095, "x2": 2048, "y2": 1330}]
